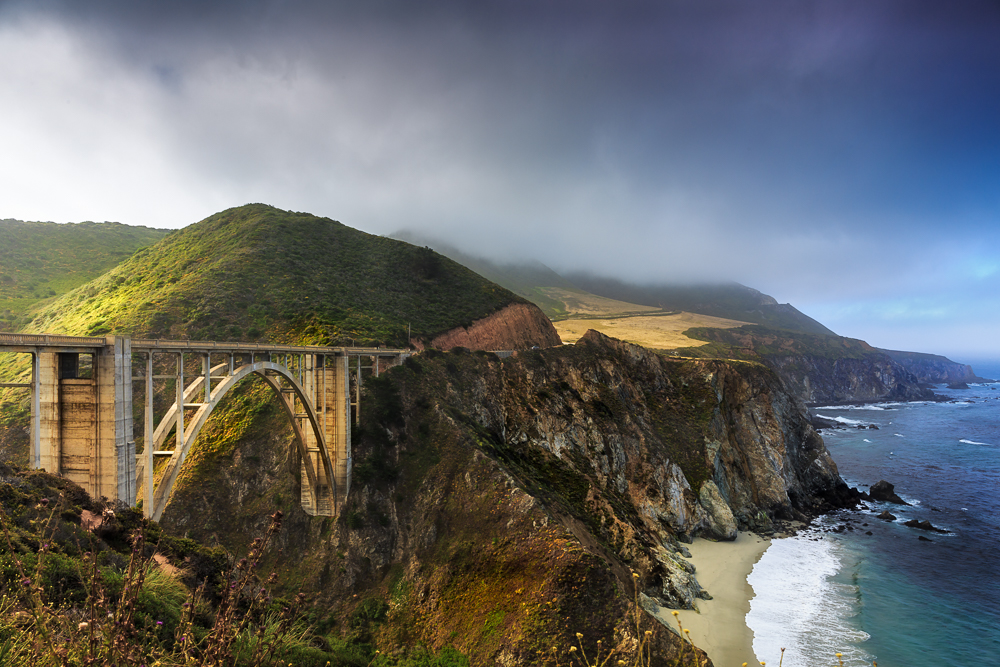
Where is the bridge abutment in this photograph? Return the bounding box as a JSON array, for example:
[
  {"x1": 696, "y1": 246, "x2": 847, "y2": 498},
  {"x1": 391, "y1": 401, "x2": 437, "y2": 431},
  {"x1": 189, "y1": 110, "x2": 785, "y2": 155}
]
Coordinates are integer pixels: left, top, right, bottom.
[{"x1": 32, "y1": 337, "x2": 135, "y2": 504}]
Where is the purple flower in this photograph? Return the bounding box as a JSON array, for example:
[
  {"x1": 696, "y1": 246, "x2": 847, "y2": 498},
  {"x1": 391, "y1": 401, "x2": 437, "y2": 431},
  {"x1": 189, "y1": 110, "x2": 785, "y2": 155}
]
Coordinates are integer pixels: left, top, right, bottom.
[{"x1": 156, "y1": 621, "x2": 163, "y2": 626}]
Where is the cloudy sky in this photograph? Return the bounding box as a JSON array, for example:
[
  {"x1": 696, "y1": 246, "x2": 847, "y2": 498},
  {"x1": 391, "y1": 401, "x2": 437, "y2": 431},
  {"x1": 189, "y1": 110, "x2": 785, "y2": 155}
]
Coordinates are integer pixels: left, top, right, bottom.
[{"x1": 2, "y1": 0, "x2": 998, "y2": 360}]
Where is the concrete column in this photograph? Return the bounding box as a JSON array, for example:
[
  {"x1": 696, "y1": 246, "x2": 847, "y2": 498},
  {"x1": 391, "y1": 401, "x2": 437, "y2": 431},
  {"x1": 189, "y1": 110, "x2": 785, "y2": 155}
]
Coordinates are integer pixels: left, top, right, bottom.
[
  {"x1": 144, "y1": 352, "x2": 153, "y2": 517},
  {"x1": 35, "y1": 350, "x2": 61, "y2": 473},
  {"x1": 95, "y1": 337, "x2": 134, "y2": 503},
  {"x1": 334, "y1": 354, "x2": 351, "y2": 506},
  {"x1": 300, "y1": 353, "x2": 336, "y2": 515}
]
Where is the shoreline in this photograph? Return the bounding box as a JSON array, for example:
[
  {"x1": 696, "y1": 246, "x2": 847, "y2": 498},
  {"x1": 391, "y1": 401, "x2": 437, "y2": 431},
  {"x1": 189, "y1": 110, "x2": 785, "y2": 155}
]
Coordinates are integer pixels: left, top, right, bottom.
[{"x1": 652, "y1": 532, "x2": 771, "y2": 667}]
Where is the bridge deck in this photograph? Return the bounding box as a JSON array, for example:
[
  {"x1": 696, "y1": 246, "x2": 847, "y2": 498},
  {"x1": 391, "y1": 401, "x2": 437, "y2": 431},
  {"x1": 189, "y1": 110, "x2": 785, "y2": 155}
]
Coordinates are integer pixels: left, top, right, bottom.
[{"x1": 0, "y1": 333, "x2": 408, "y2": 357}]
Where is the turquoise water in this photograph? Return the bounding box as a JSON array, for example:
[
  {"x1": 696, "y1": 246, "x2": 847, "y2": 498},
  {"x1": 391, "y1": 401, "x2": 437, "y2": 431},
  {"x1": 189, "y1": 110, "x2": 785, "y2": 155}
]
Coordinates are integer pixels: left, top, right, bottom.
[{"x1": 747, "y1": 367, "x2": 1000, "y2": 667}]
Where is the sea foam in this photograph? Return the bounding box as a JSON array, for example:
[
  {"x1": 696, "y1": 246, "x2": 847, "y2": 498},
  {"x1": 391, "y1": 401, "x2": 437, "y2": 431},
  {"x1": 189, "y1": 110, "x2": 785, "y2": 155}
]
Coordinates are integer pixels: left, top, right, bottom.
[
  {"x1": 747, "y1": 529, "x2": 873, "y2": 667},
  {"x1": 815, "y1": 414, "x2": 869, "y2": 426}
]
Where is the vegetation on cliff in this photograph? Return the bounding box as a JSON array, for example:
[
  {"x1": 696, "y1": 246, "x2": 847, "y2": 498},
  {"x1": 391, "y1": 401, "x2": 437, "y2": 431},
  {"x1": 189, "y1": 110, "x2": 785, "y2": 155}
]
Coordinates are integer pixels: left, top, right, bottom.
[
  {"x1": 24, "y1": 204, "x2": 527, "y2": 347},
  {"x1": 156, "y1": 331, "x2": 850, "y2": 664}
]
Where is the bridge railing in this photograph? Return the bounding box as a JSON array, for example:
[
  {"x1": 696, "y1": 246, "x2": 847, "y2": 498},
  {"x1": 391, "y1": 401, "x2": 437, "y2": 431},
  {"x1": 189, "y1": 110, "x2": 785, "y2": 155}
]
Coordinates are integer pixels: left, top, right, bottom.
[
  {"x1": 0, "y1": 333, "x2": 109, "y2": 347},
  {"x1": 0, "y1": 333, "x2": 408, "y2": 357},
  {"x1": 130, "y1": 339, "x2": 408, "y2": 356}
]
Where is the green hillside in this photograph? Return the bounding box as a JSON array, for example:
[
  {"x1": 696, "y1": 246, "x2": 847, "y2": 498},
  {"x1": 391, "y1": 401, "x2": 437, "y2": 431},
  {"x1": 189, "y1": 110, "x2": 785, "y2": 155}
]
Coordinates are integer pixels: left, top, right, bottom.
[
  {"x1": 0, "y1": 219, "x2": 169, "y2": 330},
  {"x1": 24, "y1": 204, "x2": 525, "y2": 346}
]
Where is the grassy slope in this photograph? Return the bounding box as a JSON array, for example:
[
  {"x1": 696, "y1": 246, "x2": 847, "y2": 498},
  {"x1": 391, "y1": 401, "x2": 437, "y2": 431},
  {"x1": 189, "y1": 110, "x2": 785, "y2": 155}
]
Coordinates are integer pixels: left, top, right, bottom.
[
  {"x1": 565, "y1": 274, "x2": 837, "y2": 336},
  {"x1": 25, "y1": 204, "x2": 525, "y2": 347},
  {"x1": 0, "y1": 219, "x2": 169, "y2": 329},
  {"x1": 677, "y1": 324, "x2": 877, "y2": 361}
]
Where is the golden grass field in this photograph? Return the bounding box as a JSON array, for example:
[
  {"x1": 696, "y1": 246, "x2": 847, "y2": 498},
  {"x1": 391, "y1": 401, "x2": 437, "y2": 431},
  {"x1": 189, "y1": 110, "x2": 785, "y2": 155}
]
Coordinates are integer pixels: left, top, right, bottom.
[
  {"x1": 539, "y1": 288, "x2": 749, "y2": 350},
  {"x1": 553, "y1": 311, "x2": 749, "y2": 349}
]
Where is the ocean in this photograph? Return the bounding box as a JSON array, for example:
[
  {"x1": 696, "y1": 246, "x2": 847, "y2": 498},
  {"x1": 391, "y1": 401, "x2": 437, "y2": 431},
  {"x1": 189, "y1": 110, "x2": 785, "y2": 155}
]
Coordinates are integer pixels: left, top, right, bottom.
[{"x1": 746, "y1": 364, "x2": 1000, "y2": 667}]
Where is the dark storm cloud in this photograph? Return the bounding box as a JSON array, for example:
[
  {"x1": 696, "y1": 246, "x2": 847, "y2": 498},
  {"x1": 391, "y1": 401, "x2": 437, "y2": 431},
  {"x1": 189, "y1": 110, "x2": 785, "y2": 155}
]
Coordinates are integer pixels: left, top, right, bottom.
[{"x1": 2, "y1": 0, "x2": 999, "y2": 356}]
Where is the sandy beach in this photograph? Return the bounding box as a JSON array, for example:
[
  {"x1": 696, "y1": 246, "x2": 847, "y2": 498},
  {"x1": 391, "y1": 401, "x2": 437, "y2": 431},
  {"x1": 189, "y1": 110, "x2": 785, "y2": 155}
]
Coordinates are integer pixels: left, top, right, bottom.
[{"x1": 651, "y1": 532, "x2": 771, "y2": 667}]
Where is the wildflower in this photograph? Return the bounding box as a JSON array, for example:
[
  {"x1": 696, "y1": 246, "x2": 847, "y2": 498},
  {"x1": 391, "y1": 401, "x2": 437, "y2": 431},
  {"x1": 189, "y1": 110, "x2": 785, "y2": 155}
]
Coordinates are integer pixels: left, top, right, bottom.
[
  {"x1": 632, "y1": 572, "x2": 639, "y2": 578},
  {"x1": 569, "y1": 647, "x2": 577, "y2": 653},
  {"x1": 19, "y1": 578, "x2": 31, "y2": 587},
  {"x1": 576, "y1": 632, "x2": 584, "y2": 640},
  {"x1": 671, "y1": 610, "x2": 680, "y2": 617},
  {"x1": 156, "y1": 620, "x2": 163, "y2": 626},
  {"x1": 78, "y1": 622, "x2": 89, "y2": 630},
  {"x1": 645, "y1": 630, "x2": 652, "y2": 636}
]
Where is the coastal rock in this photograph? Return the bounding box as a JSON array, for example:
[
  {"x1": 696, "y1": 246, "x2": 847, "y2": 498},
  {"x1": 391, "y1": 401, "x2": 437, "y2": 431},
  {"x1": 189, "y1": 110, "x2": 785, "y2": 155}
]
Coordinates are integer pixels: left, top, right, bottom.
[
  {"x1": 761, "y1": 349, "x2": 935, "y2": 404},
  {"x1": 698, "y1": 480, "x2": 738, "y2": 541},
  {"x1": 878, "y1": 350, "x2": 989, "y2": 384},
  {"x1": 869, "y1": 480, "x2": 909, "y2": 505},
  {"x1": 903, "y1": 519, "x2": 948, "y2": 533},
  {"x1": 877, "y1": 510, "x2": 897, "y2": 521},
  {"x1": 809, "y1": 414, "x2": 841, "y2": 430}
]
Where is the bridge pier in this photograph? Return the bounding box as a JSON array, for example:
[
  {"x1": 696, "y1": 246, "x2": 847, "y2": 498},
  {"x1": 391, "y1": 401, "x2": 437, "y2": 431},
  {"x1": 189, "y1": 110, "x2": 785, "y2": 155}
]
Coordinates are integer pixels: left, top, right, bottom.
[
  {"x1": 32, "y1": 337, "x2": 135, "y2": 504},
  {"x1": 300, "y1": 354, "x2": 351, "y2": 515}
]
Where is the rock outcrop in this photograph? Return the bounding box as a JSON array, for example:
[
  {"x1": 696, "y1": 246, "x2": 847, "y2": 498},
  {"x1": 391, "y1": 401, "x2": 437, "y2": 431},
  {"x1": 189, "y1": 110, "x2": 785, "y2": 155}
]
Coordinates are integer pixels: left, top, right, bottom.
[
  {"x1": 879, "y1": 349, "x2": 990, "y2": 384},
  {"x1": 426, "y1": 301, "x2": 562, "y2": 351},
  {"x1": 159, "y1": 329, "x2": 855, "y2": 665},
  {"x1": 765, "y1": 353, "x2": 935, "y2": 405},
  {"x1": 681, "y1": 325, "x2": 940, "y2": 405},
  {"x1": 869, "y1": 480, "x2": 909, "y2": 505}
]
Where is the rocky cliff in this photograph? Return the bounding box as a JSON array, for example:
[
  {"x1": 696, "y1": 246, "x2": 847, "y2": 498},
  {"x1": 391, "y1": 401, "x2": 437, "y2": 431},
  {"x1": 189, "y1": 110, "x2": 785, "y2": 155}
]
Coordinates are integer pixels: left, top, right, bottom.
[
  {"x1": 424, "y1": 302, "x2": 563, "y2": 351},
  {"x1": 159, "y1": 330, "x2": 855, "y2": 665},
  {"x1": 879, "y1": 349, "x2": 989, "y2": 384},
  {"x1": 765, "y1": 353, "x2": 934, "y2": 404},
  {"x1": 682, "y1": 325, "x2": 937, "y2": 405}
]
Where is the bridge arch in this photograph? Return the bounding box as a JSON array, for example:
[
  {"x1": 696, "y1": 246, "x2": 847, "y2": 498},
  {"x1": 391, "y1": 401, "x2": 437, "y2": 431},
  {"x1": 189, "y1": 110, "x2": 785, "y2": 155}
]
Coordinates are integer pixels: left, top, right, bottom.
[
  {"x1": 142, "y1": 360, "x2": 336, "y2": 522},
  {"x1": 1, "y1": 334, "x2": 408, "y2": 518}
]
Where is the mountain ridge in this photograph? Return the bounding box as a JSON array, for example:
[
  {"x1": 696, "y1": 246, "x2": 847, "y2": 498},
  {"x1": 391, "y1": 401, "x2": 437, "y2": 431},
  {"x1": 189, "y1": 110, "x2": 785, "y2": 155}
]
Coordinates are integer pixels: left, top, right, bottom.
[{"x1": 22, "y1": 205, "x2": 555, "y2": 348}]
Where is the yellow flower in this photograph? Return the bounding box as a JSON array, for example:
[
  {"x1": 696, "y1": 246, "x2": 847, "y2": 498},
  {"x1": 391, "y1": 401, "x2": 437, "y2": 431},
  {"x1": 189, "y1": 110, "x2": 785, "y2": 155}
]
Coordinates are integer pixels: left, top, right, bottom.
[{"x1": 671, "y1": 610, "x2": 680, "y2": 617}]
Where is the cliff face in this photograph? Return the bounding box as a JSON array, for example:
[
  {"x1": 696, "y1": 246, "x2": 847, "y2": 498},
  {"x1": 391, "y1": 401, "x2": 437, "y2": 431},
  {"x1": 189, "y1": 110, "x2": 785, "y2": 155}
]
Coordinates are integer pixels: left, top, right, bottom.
[
  {"x1": 425, "y1": 302, "x2": 562, "y2": 350},
  {"x1": 879, "y1": 349, "x2": 987, "y2": 384},
  {"x1": 159, "y1": 330, "x2": 852, "y2": 665},
  {"x1": 683, "y1": 325, "x2": 937, "y2": 404},
  {"x1": 766, "y1": 354, "x2": 935, "y2": 404}
]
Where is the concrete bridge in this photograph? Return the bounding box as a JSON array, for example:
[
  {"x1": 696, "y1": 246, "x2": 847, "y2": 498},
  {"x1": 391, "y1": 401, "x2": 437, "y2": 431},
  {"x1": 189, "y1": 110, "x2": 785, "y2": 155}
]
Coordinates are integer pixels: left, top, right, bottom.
[{"x1": 0, "y1": 334, "x2": 409, "y2": 520}]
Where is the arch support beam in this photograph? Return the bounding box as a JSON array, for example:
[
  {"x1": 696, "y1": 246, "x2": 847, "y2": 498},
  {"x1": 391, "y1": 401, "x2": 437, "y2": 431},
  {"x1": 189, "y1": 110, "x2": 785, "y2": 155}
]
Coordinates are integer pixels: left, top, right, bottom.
[{"x1": 142, "y1": 360, "x2": 340, "y2": 522}]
